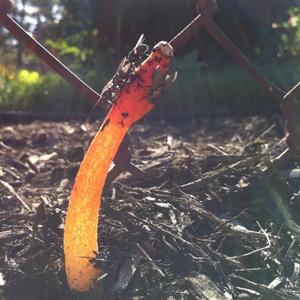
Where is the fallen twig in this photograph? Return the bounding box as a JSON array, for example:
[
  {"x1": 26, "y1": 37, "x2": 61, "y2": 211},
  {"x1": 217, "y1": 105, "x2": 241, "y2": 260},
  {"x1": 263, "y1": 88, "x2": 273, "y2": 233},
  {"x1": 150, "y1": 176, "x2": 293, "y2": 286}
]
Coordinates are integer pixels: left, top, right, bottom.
[
  {"x1": 0, "y1": 180, "x2": 31, "y2": 211},
  {"x1": 229, "y1": 221, "x2": 271, "y2": 259},
  {"x1": 231, "y1": 274, "x2": 300, "y2": 300},
  {"x1": 180, "y1": 156, "x2": 263, "y2": 192}
]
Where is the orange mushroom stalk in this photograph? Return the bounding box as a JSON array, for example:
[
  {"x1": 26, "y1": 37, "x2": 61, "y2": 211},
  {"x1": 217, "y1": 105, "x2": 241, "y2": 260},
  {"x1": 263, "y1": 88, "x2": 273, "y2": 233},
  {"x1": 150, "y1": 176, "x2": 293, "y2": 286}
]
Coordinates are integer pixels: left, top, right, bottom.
[{"x1": 64, "y1": 41, "x2": 173, "y2": 292}]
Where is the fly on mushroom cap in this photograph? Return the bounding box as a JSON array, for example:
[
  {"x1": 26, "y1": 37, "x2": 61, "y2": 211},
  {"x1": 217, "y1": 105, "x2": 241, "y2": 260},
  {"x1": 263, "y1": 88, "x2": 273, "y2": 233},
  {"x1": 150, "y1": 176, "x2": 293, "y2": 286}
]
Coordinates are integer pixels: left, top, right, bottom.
[{"x1": 153, "y1": 41, "x2": 174, "y2": 58}]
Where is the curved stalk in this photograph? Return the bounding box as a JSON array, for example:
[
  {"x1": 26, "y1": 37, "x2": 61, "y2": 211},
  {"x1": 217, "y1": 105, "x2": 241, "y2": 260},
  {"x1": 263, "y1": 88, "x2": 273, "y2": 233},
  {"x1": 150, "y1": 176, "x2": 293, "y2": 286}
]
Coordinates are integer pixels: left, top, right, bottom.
[{"x1": 64, "y1": 42, "x2": 173, "y2": 292}]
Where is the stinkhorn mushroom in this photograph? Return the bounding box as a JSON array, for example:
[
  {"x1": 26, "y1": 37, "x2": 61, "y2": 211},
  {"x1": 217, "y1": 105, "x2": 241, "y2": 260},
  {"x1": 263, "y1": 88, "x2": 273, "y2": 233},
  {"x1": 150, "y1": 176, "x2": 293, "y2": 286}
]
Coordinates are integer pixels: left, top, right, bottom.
[{"x1": 64, "y1": 41, "x2": 173, "y2": 292}]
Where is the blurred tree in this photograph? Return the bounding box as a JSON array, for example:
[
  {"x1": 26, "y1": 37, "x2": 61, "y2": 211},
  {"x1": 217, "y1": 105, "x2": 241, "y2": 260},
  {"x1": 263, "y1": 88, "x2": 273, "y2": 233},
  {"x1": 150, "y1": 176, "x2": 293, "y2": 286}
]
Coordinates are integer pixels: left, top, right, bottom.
[
  {"x1": 1, "y1": 0, "x2": 300, "y2": 114},
  {"x1": 213, "y1": 0, "x2": 297, "y2": 64},
  {"x1": 88, "y1": 0, "x2": 300, "y2": 65},
  {"x1": 274, "y1": 5, "x2": 300, "y2": 58},
  {"x1": 90, "y1": 0, "x2": 196, "y2": 54},
  {"x1": 2, "y1": 0, "x2": 300, "y2": 67},
  {"x1": 0, "y1": 0, "x2": 63, "y2": 66}
]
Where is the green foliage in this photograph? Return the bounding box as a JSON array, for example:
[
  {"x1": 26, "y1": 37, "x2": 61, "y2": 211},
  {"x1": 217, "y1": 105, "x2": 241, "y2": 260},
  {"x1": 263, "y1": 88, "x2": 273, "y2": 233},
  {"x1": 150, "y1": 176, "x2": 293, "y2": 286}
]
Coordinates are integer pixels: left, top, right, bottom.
[
  {"x1": 0, "y1": 68, "x2": 89, "y2": 112},
  {"x1": 274, "y1": 7, "x2": 300, "y2": 57},
  {"x1": 157, "y1": 53, "x2": 300, "y2": 117},
  {"x1": 45, "y1": 39, "x2": 81, "y2": 57},
  {"x1": 45, "y1": 29, "x2": 100, "y2": 66},
  {"x1": 1, "y1": 55, "x2": 299, "y2": 117},
  {"x1": 18, "y1": 69, "x2": 40, "y2": 84},
  {"x1": 1, "y1": 1, "x2": 300, "y2": 115}
]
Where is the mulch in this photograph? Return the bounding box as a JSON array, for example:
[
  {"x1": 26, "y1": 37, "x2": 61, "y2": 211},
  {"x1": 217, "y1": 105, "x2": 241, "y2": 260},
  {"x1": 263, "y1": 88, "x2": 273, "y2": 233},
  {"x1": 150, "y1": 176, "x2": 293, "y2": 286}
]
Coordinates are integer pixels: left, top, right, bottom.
[{"x1": 0, "y1": 116, "x2": 299, "y2": 300}]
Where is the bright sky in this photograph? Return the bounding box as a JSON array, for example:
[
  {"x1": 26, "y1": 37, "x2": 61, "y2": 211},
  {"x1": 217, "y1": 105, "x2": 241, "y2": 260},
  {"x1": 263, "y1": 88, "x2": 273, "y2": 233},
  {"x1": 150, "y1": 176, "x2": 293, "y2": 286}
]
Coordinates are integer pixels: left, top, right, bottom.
[{"x1": 15, "y1": 0, "x2": 62, "y2": 32}]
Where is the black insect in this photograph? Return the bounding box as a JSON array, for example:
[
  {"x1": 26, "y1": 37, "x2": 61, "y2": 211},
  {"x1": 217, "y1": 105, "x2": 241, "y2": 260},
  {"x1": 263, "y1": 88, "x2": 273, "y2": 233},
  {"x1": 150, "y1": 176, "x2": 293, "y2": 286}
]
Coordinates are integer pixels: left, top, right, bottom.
[{"x1": 94, "y1": 34, "x2": 149, "y2": 111}]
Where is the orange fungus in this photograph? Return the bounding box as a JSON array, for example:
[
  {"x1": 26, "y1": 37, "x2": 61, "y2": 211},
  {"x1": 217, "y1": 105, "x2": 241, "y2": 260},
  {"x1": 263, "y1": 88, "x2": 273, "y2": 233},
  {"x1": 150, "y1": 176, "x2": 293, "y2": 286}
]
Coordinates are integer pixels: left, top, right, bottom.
[{"x1": 64, "y1": 41, "x2": 173, "y2": 292}]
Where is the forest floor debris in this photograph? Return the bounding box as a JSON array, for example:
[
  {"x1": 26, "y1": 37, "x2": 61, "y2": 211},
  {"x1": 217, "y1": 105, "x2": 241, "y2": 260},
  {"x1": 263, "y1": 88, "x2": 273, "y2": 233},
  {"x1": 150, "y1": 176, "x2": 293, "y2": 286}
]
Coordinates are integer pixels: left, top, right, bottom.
[{"x1": 0, "y1": 116, "x2": 300, "y2": 300}]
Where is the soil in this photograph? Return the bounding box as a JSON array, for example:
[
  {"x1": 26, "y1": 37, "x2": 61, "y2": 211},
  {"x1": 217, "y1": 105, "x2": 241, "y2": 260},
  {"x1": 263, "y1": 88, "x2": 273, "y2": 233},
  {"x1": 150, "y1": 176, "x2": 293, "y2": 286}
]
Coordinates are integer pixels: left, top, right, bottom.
[{"x1": 0, "y1": 115, "x2": 300, "y2": 300}]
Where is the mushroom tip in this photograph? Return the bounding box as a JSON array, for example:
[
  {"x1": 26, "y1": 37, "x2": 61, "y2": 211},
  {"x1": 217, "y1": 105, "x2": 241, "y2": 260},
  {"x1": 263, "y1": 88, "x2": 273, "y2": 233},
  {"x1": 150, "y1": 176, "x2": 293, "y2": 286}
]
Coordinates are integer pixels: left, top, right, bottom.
[{"x1": 153, "y1": 41, "x2": 174, "y2": 58}]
